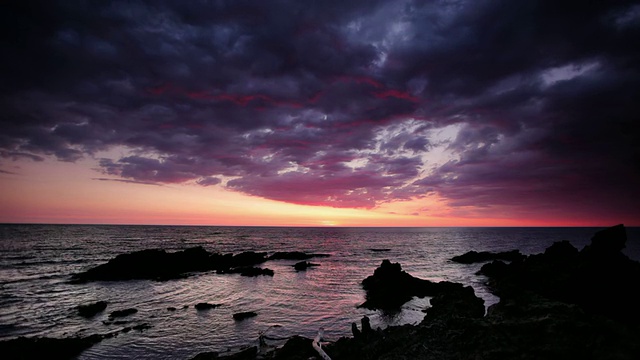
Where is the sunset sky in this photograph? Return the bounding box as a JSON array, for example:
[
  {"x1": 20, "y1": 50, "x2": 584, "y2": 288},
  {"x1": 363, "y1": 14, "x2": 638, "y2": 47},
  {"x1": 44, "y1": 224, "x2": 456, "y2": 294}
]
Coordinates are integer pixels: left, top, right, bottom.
[{"x1": 1, "y1": 0, "x2": 639, "y2": 226}]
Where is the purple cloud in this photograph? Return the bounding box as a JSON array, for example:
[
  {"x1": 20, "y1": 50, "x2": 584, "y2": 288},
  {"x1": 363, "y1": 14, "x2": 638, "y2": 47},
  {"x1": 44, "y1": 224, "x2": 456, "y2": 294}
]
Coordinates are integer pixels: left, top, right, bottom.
[{"x1": 2, "y1": 0, "x2": 639, "y2": 220}]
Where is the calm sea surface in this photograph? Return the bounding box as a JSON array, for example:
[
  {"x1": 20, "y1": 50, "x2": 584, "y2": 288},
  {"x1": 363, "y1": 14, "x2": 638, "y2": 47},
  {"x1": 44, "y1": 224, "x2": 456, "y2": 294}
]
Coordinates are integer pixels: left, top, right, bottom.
[{"x1": 1, "y1": 225, "x2": 639, "y2": 359}]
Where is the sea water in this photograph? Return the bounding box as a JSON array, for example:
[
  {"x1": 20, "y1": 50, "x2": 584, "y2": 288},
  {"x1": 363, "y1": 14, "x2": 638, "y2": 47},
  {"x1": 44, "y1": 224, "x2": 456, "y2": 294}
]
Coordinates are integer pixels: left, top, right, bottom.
[{"x1": 1, "y1": 225, "x2": 638, "y2": 359}]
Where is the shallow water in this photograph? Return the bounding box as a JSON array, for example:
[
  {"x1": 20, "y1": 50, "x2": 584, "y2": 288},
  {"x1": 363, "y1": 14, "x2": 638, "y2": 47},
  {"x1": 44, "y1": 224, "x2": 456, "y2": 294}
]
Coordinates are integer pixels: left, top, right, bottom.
[{"x1": 1, "y1": 225, "x2": 638, "y2": 359}]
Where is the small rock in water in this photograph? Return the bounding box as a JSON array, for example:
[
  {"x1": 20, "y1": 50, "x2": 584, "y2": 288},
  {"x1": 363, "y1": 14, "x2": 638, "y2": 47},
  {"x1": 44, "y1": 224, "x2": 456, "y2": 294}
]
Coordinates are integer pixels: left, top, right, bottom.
[
  {"x1": 77, "y1": 301, "x2": 108, "y2": 318},
  {"x1": 195, "y1": 303, "x2": 221, "y2": 311},
  {"x1": 108, "y1": 308, "x2": 137, "y2": 319},
  {"x1": 293, "y1": 261, "x2": 319, "y2": 271},
  {"x1": 233, "y1": 311, "x2": 257, "y2": 321}
]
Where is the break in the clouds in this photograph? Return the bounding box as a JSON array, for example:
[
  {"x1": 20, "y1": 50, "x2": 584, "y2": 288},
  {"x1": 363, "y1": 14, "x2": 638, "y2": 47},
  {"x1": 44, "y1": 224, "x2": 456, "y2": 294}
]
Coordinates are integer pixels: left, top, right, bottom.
[{"x1": 2, "y1": 0, "x2": 640, "y2": 220}]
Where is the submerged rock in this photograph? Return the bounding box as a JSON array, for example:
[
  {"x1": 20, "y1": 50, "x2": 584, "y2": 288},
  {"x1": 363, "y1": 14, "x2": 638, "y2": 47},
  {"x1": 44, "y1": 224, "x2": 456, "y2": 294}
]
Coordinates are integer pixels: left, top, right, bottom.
[{"x1": 77, "y1": 301, "x2": 108, "y2": 318}]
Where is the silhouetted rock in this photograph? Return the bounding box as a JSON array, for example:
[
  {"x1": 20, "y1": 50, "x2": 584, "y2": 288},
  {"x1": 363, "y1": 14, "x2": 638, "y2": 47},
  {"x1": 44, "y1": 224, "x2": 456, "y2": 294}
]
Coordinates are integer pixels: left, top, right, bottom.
[
  {"x1": 483, "y1": 224, "x2": 640, "y2": 325},
  {"x1": 195, "y1": 303, "x2": 221, "y2": 310},
  {"x1": 77, "y1": 301, "x2": 108, "y2": 318},
  {"x1": 223, "y1": 267, "x2": 274, "y2": 277},
  {"x1": 0, "y1": 335, "x2": 104, "y2": 360},
  {"x1": 292, "y1": 261, "x2": 319, "y2": 271},
  {"x1": 359, "y1": 259, "x2": 444, "y2": 310},
  {"x1": 231, "y1": 252, "x2": 268, "y2": 267},
  {"x1": 451, "y1": 249, "x2": 524, "y2": 264},
  {"x1": 70, "y1": 247, "x2": 217, "y2": 282},
  {"x1": 232, "y1": 311, "x2": 257, "y2": 321},
  {"x1": 108, "y1": 308, "x2": 137, "y2": 318},
  {"x1": 268, "y1": 252, "x2": 330, "y2": 260},
  {"x1": 70, "y1": 247, "x2": 281, "y2": 283}
]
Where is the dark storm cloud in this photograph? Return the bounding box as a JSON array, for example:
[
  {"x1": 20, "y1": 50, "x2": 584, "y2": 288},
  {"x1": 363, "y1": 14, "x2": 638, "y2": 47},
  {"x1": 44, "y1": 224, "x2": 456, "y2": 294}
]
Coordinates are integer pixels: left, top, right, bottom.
[{"x1": 2, "y1": 0, "x2": 639, "y2": 219}]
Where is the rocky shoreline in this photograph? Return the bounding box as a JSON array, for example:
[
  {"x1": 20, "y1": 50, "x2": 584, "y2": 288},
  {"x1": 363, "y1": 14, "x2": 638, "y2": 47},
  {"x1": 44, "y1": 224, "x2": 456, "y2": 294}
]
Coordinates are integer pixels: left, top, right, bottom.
[{"x1": 2, "y1": 225, "x2": 639, "y2": 359}]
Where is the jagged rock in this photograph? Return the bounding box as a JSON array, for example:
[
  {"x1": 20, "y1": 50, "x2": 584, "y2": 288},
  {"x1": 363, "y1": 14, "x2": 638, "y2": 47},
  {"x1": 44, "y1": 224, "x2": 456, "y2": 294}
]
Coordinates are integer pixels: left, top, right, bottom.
[
  {"x1": 232, "y1": 311, "x2": 257, "y2": 321},
  {"x1": 359, "y1": 259, "x2": 441, "y2": 310},
  {"x1": 292, "y1": 261, "x2": 319, "y2": 271},
  {"x1": 77, "y1": 301, "x2": 108, "y2": 318},
  {"x1": 451, "y1": 249, "x2": 524, "y2": 264},
  {"x1": 482, "y1": 224, "x2": 640, "y2": 325},
  {"x1": 195, "y1": 303, "x2": 221, "y2": 310},
  {"x1": 424, "y1": 283, "x2": 485, "y2": 321},
  {"x1": 108, "y1": 308, "x2": 137, "y2": 318}
]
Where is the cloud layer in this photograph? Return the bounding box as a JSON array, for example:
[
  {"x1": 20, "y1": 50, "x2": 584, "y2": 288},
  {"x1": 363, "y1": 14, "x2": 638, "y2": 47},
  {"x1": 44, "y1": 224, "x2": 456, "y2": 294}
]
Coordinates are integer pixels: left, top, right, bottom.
[{"x1": 2, "y1": 0, "x2": 640, "y2": 220}]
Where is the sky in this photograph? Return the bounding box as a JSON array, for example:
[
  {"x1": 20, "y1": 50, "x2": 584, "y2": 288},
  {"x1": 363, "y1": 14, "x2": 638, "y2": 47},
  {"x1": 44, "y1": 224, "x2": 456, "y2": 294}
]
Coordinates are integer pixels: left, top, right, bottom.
[{"x1": 1, "y1": 0, "x2": 640, "y2": 227}]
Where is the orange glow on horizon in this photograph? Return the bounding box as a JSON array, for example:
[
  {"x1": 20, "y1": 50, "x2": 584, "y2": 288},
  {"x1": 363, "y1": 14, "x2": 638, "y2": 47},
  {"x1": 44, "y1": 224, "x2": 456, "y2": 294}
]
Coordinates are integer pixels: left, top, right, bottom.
[{"x1": 1, "y1": 158, "x2": 637, "y2": 227}]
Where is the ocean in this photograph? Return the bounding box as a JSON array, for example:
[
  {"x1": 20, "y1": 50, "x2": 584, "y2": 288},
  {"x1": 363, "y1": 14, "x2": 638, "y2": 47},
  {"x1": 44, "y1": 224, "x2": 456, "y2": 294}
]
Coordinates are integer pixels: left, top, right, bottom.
[{"x1": 1, "y1": 225, "x2": 639, "y2": 359}]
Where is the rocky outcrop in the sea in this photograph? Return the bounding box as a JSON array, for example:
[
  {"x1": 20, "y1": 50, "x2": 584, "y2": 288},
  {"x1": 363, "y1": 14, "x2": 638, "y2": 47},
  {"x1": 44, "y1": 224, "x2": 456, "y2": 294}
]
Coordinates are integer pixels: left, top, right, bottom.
[
  {"x1": 108, "y1": 308, "x2": 137, "y2": 319},
  {"x1": 195, "y1": 303, "x2": 221, "y2": 311},
  {"x1": 233, "y1": 311, "x2": 257, "y2": 321},
  {"x1": 77, "y1": 301, "x2": 108, "y2": 318},
  {"x1": 359, "y1": 259, "x2": 477, "y2": 311},
  {"x1": 292, "y1": 261, "x2": 319, "y2": 271},
  {"x1": 70, "y1": 248, "x2": 329, "y2": 283}
]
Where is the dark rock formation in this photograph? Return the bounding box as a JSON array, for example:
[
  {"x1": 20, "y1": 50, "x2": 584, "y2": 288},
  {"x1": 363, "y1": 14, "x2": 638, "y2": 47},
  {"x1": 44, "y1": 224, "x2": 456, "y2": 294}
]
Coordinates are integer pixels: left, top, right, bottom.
[
  {"x1": 359, "y1": 259, "x2": 474, "y2": 311},
  {"x1": 77, "y1": 301, "x2": 108, "y2": 318},
  {"x1": 369, "y1": 248, "x2": 391, "y2": 252},
  {"x1": 268, "y1": 251, "x2": 330, "y2": 261},
  {"x1": 451, "y1": 249, "x2": 524, "y2": 264},
  {"x1": 0, "y1": 335, "x2": 104, "y2": 360},
  {"x1": 479, "y1": 223, "x2": 640, "y2": 325},
  {"x1": 223, "y1": 267, "x2": 274, "y2": 277},
  {"x1": 195, "y1": 303, "x2": 221, "y2": 311},
  {"x1": 108, "y1": 308, "x2": 137, "y2": 318},
  {"x1": 292, "y1": 261, "x2": 319, "y2": 271},
  {"x1": 232, "y1": 311, "x2": 257, "y2": 321},
  {"x1": 70, "y1": 247, "x2": 274, "y2": 283}
]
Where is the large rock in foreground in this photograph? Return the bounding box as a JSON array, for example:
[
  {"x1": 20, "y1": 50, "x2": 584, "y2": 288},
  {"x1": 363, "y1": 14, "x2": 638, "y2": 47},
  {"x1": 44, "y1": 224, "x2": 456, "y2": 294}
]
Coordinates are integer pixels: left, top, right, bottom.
[{"x1": 360, "y1": 259, "x2": 482, "y2": 312}]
